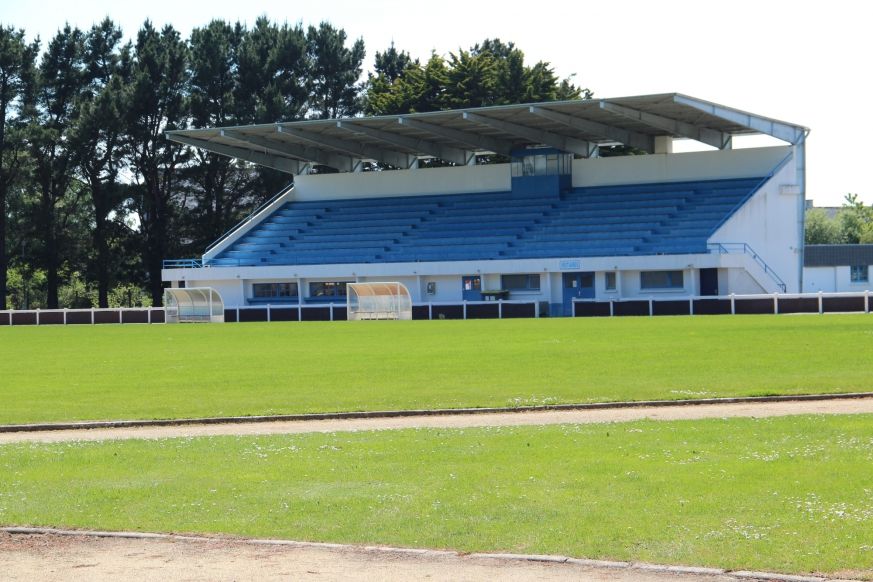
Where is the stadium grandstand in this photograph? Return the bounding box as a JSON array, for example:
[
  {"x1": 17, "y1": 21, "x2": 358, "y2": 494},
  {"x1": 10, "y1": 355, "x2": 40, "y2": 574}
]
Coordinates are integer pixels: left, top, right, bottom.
[{"x1": 162, "y1": 93, "x2": 809, "y2": 318}]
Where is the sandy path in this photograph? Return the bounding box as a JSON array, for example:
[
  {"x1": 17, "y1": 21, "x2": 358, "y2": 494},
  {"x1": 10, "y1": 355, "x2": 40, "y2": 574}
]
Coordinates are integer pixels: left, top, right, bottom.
[
  {"x1": 2, "y1": 396, "x2": 873, "y2": 444},
  {"x1": 3, "y1": 399, "x2": 870, "y2": 581},
  {"x1": 0, "y1": 532, "x2": 749, "y2": 582}
]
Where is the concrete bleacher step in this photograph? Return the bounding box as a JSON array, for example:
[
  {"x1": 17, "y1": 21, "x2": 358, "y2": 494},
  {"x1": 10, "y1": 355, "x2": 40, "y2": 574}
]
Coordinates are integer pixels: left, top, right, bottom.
[{"x1": 212, "y1": 176, "x2": 764, "y2": 266}]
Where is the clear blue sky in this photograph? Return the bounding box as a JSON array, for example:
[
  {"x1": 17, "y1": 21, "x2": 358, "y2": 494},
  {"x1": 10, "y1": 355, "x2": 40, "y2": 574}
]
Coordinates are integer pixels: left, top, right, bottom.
[{"x1": 3, "y1": 0, "x2": 870, "y2": 206}]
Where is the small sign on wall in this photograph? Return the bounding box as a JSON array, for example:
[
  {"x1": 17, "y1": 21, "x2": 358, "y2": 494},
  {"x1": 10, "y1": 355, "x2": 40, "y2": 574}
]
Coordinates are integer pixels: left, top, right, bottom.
[{"x1": 559, "y1": 259, "x2": 582, "y2": 271}]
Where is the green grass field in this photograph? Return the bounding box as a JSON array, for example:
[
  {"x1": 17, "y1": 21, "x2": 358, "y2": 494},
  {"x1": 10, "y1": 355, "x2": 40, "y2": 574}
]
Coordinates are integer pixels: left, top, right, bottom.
[
  {"x1": 1, "y1": 315, "x2": 873, "y2": 424},
  {"x1": 2, "y1": 414, "x2": 872, "y2": 576}
]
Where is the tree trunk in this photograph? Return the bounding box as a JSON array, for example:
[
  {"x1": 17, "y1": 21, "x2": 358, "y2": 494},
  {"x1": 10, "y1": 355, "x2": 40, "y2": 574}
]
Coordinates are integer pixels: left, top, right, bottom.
[
  {"x1": 147, "y1": 186, "x2": 167, "y2": 307},
  {"x1": 40, "y1": 190, "x2": 60, "y2": 309},
  {"x1": 92, "y1": 184, "x2": 110, "y2": 308},
  {"x1": 45, "y1": 225, "x2": 60, "y2": 309},
  {"x1": 0, "y1": 188, "x2": 6, "y2": 310},
  {"x1": 94, "y1": 214, "x2": 109, "y2": 308}
]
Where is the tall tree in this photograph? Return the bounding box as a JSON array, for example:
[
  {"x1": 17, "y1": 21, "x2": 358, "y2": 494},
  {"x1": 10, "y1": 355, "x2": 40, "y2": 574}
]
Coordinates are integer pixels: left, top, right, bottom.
[
  {"x1": 0, "y1": 26, "x2": 38, "y2": 310},
  {"x1": 124, "y1": 22, "x2": 189, "y2": 306},
  {"x1": 234, "y1": 18, "x2": 308, "y2": 202},
  {"x1": 72, "y1": 18, "x2": 131, "y2": 307},
  {"x1": 365, "y1": 39, "x2": 589, "y2": 117},
  {"x1": 235, "y1": 17, "x2": 308, "y2": 124},
  {"x1": 185, "y1": 20, "x2": 245, "y2": 249},
  {"x1": 306, "y1": 22, "x2": 365, "y2": 119},
  {"x1": 28, "y1": 24, "x2": 87, "y2": 308},
  {"x1": 373, "y1": 42, "x2": 413, "y2": 82}
]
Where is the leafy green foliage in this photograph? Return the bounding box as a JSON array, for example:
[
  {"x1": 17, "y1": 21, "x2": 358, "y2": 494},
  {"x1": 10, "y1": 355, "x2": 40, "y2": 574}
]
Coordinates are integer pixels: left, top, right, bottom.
[
  {"x1": 1, "y1": 316, "x2": 872, "y2": 424},
  {"x1": 4, "y1": 264, "x2": 45, "y2": 309},
  {"x1": 805, "y1": 194, "x2": 873, "y2": 244},
  {"x1": 0, "y1": 26, "x2": 39, "y2": 310},
  {"x1": 305, "y1": 22, "x2": 365, "y2": 119},
  {"x1": 364, "y1": 38, "x2": 590, "y2": 115},
  {"x1": 2, "y1": 414, "x2": 873, "y2": 575}
]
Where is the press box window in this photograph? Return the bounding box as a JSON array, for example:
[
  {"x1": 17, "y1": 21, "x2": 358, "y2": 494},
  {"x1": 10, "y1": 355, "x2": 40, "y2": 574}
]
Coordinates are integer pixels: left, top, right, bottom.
[
  {"x1": 501, "y1": 274, "x2": 541, "y2": 291},
  {"x1": 605, "y1": 272, "x2": 617, "y2": 291},
  {"x1": 309, "y1": 281, "x2": 348, "y2": 297},
  {"x1": 640, "y1": 270, "x2": 684, "y2": 290},
  {"x1": 850, "y1": 265, "x2": 869, "y2": 283},
  {"x1": 252, "y1": 282, "x2": 298, "y2": 298}
]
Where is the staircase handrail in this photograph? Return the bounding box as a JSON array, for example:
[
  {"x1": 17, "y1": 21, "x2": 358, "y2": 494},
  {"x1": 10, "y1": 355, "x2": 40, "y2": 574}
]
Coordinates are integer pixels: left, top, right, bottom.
[
  {"x1": 204, "y1": 182, "x2": 295, "y2": 255},
  {"x1": 707, "y1": 242, "x2": 787, "y2": 292}
]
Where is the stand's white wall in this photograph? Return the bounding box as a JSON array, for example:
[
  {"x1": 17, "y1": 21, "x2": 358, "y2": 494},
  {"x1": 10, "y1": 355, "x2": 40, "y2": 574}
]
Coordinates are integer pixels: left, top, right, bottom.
[
  {"x1": 572, "y1": 146, "x2": 790, "y2": 188},
  {"x1": 709, "y1": 151, "x2": 801, "y2": 292},
  {"x1": 291, "y1": 146, "x2": 792, "y2": 202},
  {"x1": 725, "y1": 268, "x2": 767, "y2": 295},
  {"x1": 293, "y1": 163, "x2": 508, "y2": 201}
]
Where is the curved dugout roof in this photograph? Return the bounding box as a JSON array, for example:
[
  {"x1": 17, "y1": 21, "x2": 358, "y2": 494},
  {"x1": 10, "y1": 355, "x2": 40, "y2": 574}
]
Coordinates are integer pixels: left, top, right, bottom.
[{"x1": 166, "y1": 93, "x2": 809, "y2": 175}]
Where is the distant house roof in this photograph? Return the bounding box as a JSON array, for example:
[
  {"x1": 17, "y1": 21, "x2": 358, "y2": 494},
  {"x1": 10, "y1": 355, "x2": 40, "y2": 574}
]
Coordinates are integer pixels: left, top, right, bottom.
[{"x1": 805, "y1": 245, "x2": 873, "y2": 267}]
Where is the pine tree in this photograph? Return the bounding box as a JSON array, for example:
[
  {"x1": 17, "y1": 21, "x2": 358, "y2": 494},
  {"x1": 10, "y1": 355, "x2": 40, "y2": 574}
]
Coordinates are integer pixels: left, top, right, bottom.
[
  {"x1": 124, "y1": 21, "x2": 190, "y2": 306},
  {"x1": 0, "y1": 26, "x2": 38, "y2": 309}
]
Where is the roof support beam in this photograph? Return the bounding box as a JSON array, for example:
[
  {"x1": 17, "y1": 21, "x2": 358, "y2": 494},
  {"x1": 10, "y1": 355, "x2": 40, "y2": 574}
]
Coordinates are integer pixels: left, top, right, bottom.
[
  {"x1": 599, "y1": 101, "x2": 731, "y2": 149},
  {"x1": 277, "y1": 124, "x2": 414, "y2": 169},
  {"x1": 396, "y1": 117, "x2": 514, "y2": 157},
  {"x1": 335, "y1": 121, "x2": 472, "y2": 167},
  {"x1": 672, "y1": 94, "x2": 807, "y2": 145},
  {"x1": 220, "y1": 129, "x2": 355, "y2": 171},
  {"x1": 527, "y1": 105, "x2": 655, "y2": 153},
  {"x1": 462, "y1": 111, "x2": 597, "y2": 157},
  {"x1": 169, "y1": 134, "x2": 305, "y2": 174}
]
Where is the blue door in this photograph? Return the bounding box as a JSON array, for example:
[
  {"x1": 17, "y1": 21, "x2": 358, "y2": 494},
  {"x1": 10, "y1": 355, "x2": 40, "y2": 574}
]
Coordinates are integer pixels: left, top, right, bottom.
[
  {"x1": 562, "y1": 272, "x2": 595, "y2": 316},
  {"x1": 462, "y1": 275, "x2": 482, "y2": 301}
]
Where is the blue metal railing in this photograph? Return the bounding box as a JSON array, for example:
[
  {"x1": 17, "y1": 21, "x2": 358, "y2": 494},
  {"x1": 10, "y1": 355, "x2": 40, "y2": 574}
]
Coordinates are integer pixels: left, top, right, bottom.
[
  {"x1": 707, "y1": 242, "x2": 787, "y2": 292},
  {"x1": 162, "y1": 258, "x2": 203, "y2": 269},
  {"x1": 204, "y1": 182, "x2": 295, "y2": 255}
]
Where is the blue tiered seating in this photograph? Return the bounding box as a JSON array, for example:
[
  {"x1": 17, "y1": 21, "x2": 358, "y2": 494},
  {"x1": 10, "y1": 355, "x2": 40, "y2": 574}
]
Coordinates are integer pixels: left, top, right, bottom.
[{"x1": 208, "y1": 177, "x2": 763, "y2": 266}]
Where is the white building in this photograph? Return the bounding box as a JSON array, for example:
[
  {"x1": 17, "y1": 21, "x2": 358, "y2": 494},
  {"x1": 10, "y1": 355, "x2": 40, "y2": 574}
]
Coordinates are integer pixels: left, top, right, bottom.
[
  {"x1": 804, "y1": 245, "x2": 873, "y2": 293},
  {"x1": 162, "y1": 94, "x2": 809, "y2": 318}
]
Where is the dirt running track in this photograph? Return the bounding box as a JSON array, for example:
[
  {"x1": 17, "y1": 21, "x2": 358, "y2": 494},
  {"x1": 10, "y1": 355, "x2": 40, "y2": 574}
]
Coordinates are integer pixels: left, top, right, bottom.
[
  {"x1": 2, "y1": 396, "x2": 873, "y2": 444},
  {"x1": 0, "y1": 532, "x2": 757, "y2": 582},
  {"x1": 2, "y1": 398, "x2": 871, "y2": 581}
]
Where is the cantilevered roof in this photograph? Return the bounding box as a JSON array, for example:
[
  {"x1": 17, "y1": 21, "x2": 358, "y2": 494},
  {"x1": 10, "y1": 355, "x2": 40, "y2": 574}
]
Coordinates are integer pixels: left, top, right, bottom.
[{"x1": 166, "y1": 93, "x2": 809, "y2": 175}]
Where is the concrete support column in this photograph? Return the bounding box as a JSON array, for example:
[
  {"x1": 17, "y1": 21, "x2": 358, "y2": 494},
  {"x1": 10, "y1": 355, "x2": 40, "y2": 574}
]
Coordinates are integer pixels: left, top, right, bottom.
[{"x1": 654, "y1": 136, "x2": 673, "y2": 154}]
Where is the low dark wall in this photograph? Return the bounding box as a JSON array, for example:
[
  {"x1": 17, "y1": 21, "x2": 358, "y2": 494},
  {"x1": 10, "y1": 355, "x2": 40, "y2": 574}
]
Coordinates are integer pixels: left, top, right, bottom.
[
  {"x1": 822, "y1": 296, "x2": 867, "y2": 313},
  {"x1": 574, "y1": 301, "x2": 611, "y2": 317},
  {"x1": 693, "y1": 298, "x2": 732, "y2": 315},
  {"x1": 94, "y1": 310, "x2": 121, "y2": 324},
  {"x1": 412, "y1": 305, "x2": 430, "y2": 320},
  {"x1": 238, "y1": 308, "x2": 268, "y2": 322},
  {"x1": 66, "y1": 310, "x2": 92, "y2": 324},
  {"x1": 270, "y1": 307, "x2": 299, "y2": 322},
  {"x1": 0, "y1": 312, "x2": 9, "y2": 325},
  {"x1": 734, "y1": 298, "x2": 775, "y2": 315},
  {"x1": 38, "y1": 311, "x2": 65, "y2": 325},
  {"x1": 11, "y1": 312, "x2": 36, "y2": 325},
  {"x1": 467, "y1": 303, "x2": 499, "y2": 319},
  {"x1": 301, "y1": 306, "x2": 331, "y2": 321},
  {"x1": 653, "y1": 300, "x2": 692, "y2": 316},
  {"x1": 503, "y1": 302, "x2": 536, "y2": 318},
  {"x1": 431, "y1": 305, "x2": 464, "y2": 320},
  {"x1": 121, "y1": 310, "x2": 151, "y2": 324},
  {"x1": 778, "y1": 297, "x2": 819, "y2": 314},
  {"x1": 613, "y1": 300, "x2": 650, "y2": 317}
]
